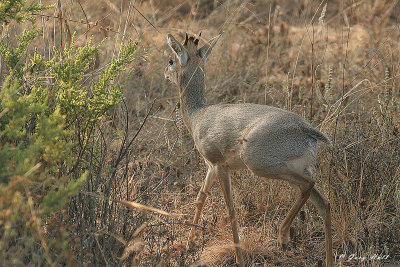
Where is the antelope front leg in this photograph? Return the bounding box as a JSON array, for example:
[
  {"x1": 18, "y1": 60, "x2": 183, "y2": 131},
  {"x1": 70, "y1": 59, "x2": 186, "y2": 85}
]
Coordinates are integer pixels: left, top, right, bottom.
[
  {"x1": 216, "y1": 165, "x2": 245, "y2": 267},
  {"x1": 187, "y1": 166, "x2": 216, "y2": 248}
]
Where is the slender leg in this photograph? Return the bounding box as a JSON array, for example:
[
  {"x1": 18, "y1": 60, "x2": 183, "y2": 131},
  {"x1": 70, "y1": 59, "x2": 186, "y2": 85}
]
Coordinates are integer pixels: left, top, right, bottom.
[
  {"x1": 310, "y1": 188, "x2": 333, "y2": 267},
  {"x1": 278, "y1": 175, "x2": 315, "y2": 248},
  {"x1": 187, "y1": 166, "x2": 217, "y2": 247},
  {"x1": 216, "y1": 165, "x2": 245, "y2": 267}
]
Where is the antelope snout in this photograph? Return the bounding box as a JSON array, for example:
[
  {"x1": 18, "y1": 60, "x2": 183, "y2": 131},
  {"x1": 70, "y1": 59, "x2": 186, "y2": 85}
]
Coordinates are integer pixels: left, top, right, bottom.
[
  {"x1": 164, "y1": 67, "x2": 169, "y2": 79},
  {"x1": 164, "y1": 67, "x2": 171, "y2": 81}
]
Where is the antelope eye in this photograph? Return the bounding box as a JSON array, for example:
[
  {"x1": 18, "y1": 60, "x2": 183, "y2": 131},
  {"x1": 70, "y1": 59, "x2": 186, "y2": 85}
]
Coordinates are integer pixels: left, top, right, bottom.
[{"x1": 168, "y1": 58, "x2": 174, "y2": 66}]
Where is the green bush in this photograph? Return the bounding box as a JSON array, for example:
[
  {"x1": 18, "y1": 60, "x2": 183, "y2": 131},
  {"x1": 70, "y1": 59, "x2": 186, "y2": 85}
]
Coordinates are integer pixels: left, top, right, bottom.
[{"x1": 0, "y1": 2, "x2": 136, "y2": 265}]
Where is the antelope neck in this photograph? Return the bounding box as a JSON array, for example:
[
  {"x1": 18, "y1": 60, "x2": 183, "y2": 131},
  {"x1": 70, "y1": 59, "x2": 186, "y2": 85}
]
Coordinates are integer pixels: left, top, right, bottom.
[{"x1": 178, "y1": 68, "x2": 206, "y2": 133}]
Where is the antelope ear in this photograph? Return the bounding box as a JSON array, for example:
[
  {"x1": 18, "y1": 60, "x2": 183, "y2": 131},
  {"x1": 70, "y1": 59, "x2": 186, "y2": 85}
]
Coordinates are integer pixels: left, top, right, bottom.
[
  {"x1": 167, "y1": 33, "x2": 189, "y2": 66},
  {"x1": 198, "y1": 32, "x2": 223, "y2": 63}
]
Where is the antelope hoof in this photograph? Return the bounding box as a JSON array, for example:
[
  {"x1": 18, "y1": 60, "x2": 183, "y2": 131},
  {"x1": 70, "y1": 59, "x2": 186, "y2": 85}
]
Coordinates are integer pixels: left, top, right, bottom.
[
  {"x1": 281, "y1": 242, "x2": 289, "y2": 251},
  {"x1": 278, "y1": 230, "x2": 290, "y2": 250},
  {"x1": 186, "y1": 232, "x2": 198, "y2": 250},
  {"x1": 186, "y1": 240, "x2": 194, "y2": 250}
]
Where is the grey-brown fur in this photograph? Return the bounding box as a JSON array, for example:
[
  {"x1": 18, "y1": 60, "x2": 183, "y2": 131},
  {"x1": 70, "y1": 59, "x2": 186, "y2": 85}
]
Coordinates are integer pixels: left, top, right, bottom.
[{"x1": 165, "y1": 33, "x2": 333, "y2": 267}]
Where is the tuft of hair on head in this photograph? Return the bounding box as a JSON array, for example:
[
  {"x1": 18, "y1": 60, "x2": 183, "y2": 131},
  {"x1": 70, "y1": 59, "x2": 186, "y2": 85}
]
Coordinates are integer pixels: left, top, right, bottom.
[
  {"x1": 194, "y1": 31, "x2": 201, "y2": 46},
  {"x1": 183, "y1": 33, "x2": 200, "y2": 46},
  {"x1": 184, "y1": 33, "x2": 189, "y2": 46}
]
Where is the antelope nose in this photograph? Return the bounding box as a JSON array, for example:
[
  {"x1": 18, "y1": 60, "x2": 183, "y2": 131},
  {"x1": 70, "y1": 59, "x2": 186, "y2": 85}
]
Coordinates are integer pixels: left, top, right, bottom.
[{"x1": 164, "y1": 68, "x2": 169, "y2": 80}]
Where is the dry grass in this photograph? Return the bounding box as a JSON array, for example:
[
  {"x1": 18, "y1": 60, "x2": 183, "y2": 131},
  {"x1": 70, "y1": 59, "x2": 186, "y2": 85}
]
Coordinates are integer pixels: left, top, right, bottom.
[{"x1": 25, "y1": 0, "x2": 400, "y2": 266}]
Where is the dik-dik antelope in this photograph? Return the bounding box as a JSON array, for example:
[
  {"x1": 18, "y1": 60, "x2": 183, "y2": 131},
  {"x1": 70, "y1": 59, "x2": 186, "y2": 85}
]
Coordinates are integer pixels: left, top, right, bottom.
[{"x1": 164, "y1": 32, "x2": 333, "y2": 267}]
